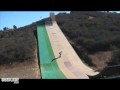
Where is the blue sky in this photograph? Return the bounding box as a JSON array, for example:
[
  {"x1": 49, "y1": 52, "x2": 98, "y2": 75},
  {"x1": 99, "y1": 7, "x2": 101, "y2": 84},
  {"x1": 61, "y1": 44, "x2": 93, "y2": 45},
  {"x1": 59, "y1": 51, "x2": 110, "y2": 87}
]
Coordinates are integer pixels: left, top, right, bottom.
[
  {"x1": 0, "y1": 11, "x2": 70, "y2": 30},
  {"x1": 0, "y1": 11, "x2": 119, "y2": 30}
]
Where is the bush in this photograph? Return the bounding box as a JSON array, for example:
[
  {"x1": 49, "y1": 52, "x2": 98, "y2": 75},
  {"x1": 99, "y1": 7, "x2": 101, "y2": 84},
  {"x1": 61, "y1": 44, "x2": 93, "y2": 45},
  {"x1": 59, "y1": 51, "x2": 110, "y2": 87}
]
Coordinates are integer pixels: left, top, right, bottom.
[
  {"x1": 13, "y1": 25, "x2": 17, "y2": 29},
  {"x1": 109, "y1": 49, "x2": 120, "y2": 65}
]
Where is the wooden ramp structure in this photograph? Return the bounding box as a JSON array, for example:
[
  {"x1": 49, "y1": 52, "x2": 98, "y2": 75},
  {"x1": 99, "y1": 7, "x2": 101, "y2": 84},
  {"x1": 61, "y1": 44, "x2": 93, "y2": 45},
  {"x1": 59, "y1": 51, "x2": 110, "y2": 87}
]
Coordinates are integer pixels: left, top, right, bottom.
[{"x1": 44, "y1": 12, "x2": 99, "y2": 78}]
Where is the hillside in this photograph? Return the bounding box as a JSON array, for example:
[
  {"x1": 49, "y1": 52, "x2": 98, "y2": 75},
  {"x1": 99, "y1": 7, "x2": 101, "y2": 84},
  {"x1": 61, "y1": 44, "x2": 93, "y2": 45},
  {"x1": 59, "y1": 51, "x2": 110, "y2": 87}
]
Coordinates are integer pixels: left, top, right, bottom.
[
  {"x1": 56, "y1": 11, "x2": 120, "y2": 71},
  {"x1": 0, "y1": 19, "x2": 45, "y2": 65},
  {"x1": 0, "y1": 22, "x2": 41, "y2": 78},
  {"x1": 0, "y1": 11, "x2": 120, "y2": 78}
]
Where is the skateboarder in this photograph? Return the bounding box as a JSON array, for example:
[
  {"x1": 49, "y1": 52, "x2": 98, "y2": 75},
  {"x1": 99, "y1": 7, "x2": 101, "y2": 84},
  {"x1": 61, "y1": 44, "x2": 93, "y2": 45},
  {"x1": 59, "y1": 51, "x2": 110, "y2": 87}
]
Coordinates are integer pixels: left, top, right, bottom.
[
  {"x1": 51, "y1": 51, "x2": 62, "y2": 62},
  {"x1": 59, "y1": 51, "x2": 62, "y2": 58}
]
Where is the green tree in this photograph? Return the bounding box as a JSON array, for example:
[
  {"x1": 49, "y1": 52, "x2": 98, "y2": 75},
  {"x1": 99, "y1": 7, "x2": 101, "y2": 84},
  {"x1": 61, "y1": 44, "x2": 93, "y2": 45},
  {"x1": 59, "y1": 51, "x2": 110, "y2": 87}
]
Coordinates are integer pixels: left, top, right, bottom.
[
  {"x1": 13, "y1": 25, "x2": 17, "y2": 29},
  {"x1": 3, "y1": 27, "x2": 7, "y2": 31}
]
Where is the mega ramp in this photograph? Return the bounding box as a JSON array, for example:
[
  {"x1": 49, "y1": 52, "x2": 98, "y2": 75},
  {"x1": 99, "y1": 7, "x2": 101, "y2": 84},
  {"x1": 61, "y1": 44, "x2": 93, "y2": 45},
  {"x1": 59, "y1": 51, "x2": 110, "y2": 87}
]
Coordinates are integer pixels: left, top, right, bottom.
[{"x1": 37, "y1": 13, "x2": 99, "y2": 79}]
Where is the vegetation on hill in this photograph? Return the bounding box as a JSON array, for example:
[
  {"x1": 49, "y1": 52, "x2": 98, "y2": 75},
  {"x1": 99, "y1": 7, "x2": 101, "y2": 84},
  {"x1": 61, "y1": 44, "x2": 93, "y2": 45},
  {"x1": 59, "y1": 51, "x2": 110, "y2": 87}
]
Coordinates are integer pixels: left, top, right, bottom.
[
  {"x1": 0, "y1": 24, "x2": 37, "y2": 65},
  {"x1": 56, "y1": 11, "x2": 120, "y2": 66},
  {"x1": 0, "y1": 18, "x2": 47, "y2": 65},
  {"x1": 0, "y1": 11, "x2": 120, "y2": 77}
]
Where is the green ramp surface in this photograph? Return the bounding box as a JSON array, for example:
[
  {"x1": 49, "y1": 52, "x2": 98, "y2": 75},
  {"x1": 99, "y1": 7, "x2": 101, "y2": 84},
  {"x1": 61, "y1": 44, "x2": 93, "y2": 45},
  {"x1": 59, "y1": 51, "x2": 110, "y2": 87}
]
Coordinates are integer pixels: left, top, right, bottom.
[{"x1": 37, "y1": 23, "x2": 66, "y2": 79}]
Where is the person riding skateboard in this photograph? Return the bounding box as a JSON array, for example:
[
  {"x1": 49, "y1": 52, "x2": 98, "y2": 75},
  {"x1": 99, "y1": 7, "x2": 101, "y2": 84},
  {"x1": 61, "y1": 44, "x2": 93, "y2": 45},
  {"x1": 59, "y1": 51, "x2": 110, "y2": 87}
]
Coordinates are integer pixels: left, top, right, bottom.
[
  {"x1": 51, "y1": 51, "x2": 62, "y2": 62},
  {"x1": 59, "y1": 51, "x2": 62, "y2": 58}
]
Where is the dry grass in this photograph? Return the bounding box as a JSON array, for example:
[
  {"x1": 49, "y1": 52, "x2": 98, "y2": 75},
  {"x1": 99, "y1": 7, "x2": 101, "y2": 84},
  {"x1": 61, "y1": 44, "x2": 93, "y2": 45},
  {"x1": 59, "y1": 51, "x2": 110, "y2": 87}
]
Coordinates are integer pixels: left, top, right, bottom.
[{"x1": 89, "y1": 51, "x2": 112, "y2": 72}]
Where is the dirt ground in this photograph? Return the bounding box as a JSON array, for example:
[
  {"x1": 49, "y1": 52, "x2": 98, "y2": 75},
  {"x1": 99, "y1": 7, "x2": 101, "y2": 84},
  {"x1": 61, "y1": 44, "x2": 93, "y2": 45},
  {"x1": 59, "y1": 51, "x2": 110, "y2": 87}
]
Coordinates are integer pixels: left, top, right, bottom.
[
  {"x1": 0, "y1": 49, "x2": 41, "y2": 79},
  {"x1": 0, "y1": 47, "x2": 112, "y2": 79},
  {"x1": 89, "y1": 51, "x2": 112, "y2": 72}
]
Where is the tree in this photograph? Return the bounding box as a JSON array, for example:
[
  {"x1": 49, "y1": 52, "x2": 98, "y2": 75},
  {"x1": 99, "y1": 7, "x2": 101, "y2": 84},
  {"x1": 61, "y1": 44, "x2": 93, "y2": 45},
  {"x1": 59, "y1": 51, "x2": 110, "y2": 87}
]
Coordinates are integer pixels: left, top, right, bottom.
[
  {"x1": 13, "y1": 25, "x2": 17, "y2": 29},
  {"x1": 3, "y1": 27, "x2": 7, "y2": 31}
]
